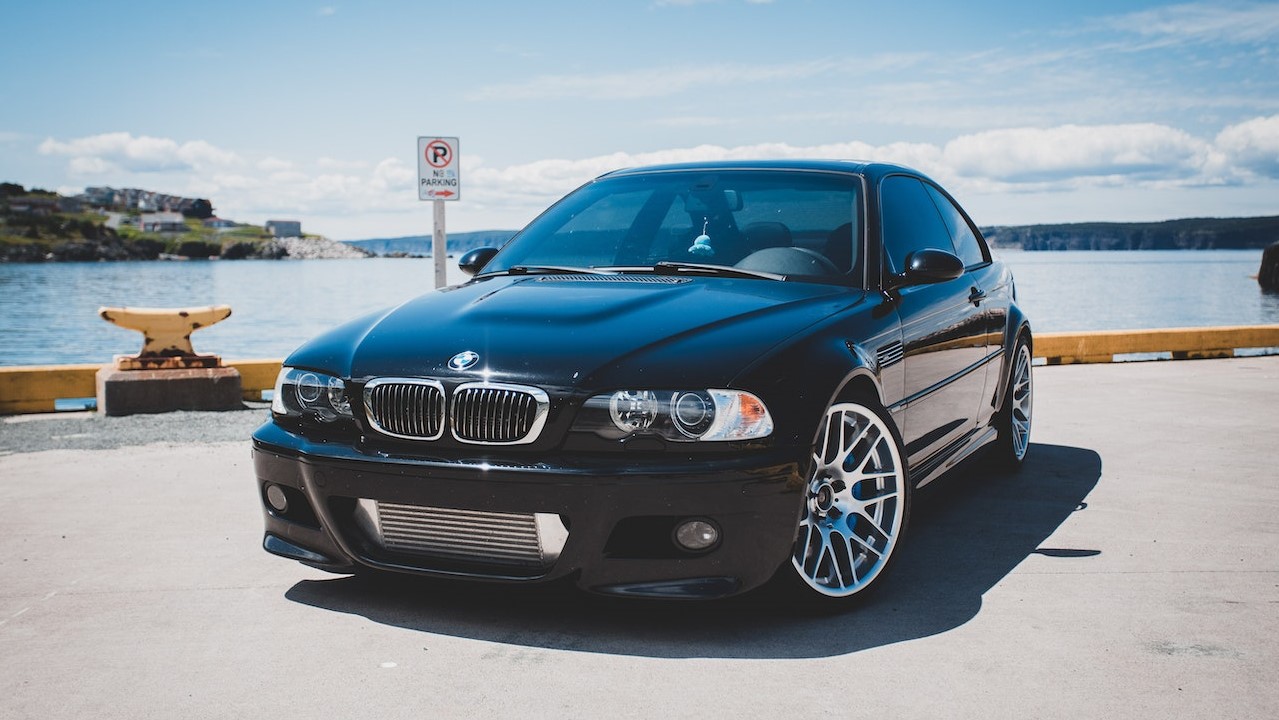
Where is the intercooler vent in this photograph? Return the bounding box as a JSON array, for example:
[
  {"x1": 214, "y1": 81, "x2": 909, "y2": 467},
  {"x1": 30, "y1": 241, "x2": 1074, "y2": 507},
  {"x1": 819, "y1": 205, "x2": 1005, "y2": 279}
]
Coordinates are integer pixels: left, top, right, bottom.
[{"x1": 354, "y1": 500, "x2": 569, "y2": 569}]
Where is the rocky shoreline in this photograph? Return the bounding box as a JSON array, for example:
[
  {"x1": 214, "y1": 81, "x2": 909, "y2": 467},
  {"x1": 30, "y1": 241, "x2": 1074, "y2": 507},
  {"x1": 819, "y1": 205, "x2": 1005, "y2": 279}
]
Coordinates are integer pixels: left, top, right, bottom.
[
  {"x1": 0, "y1": 234, "x2": 373, "y2": 262},
  {"x1": 268, "y1": 236, "x2": 372, "y2": 260}
]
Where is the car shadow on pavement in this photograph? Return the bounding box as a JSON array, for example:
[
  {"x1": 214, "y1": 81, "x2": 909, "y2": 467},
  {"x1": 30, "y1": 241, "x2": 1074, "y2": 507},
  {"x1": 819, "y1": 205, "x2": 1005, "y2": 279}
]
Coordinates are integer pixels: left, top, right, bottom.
[{"x1": 285, "y1": 442, "x2": 1101, "y2": 659}]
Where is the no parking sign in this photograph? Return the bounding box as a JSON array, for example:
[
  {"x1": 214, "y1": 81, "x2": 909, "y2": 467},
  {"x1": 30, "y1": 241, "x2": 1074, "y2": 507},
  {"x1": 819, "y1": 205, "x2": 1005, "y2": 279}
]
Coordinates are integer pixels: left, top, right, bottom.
[{"x1": 417, "y1": 136, "x2": 460, "y2": 201}]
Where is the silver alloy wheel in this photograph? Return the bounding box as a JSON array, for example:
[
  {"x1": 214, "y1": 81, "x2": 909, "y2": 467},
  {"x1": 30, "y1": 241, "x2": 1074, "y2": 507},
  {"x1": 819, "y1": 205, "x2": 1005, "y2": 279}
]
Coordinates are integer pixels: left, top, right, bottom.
[
  {"x1": 1009, "y1": 342, "x2": 1033, "y2": 461},
  {"x1": 792, "y1": 402, "x2": 906, "y2": 598}
]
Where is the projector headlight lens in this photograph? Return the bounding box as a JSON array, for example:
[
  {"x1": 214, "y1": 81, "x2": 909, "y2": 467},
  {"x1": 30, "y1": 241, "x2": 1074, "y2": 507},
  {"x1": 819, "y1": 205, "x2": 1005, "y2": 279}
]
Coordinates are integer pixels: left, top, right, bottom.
[
  {"x1": 576, "y1": 389, "x2": 772, "y2": 442},
  {"x1": 609, "y1": 390, "x2": 660, "y2": 432},
  {"x1": 272, "y1": 367, "x2": 353, "y2": 423}
]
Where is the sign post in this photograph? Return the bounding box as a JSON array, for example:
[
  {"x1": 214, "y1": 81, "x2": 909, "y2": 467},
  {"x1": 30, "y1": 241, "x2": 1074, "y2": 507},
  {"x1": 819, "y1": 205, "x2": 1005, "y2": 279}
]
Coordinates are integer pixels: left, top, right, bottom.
[{"x1": 417, "y1": 136, "x2": 460, "y2": 289}]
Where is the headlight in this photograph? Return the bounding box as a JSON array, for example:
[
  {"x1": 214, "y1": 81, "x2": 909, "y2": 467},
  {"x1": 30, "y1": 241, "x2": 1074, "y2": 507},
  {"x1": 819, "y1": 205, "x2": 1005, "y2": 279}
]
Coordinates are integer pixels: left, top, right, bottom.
[
  {"x1": 575, "y1": 389, "x2": 772, "y2": 442},
  {"x1": 272, "y1": 367, "x2": 353, "y2": 423}
]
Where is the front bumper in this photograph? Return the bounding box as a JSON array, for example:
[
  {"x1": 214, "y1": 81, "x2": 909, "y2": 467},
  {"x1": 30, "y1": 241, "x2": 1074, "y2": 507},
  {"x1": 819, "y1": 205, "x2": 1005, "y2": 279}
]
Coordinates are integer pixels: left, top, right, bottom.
[{"x1": 252, "y1": 421, "x2": 806, "y2": 599}]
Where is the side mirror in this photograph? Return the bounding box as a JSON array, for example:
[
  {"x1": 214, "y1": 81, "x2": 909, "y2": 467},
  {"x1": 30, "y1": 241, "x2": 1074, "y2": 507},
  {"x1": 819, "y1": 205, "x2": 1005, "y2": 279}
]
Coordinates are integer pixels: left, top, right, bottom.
[
  {"x1": 458, "y1": 247, "x2": 499, "y2": 277},
  {"x1": 885, "y1": 248, "x2": 964, "y2": 290}
]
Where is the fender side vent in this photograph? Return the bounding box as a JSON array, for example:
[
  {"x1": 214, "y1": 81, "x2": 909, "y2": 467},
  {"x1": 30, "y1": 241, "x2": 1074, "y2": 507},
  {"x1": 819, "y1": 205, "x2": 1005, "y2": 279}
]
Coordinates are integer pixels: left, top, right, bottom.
[{"x1": 876, "y1": 341, "x2": 904, "y2": 369}]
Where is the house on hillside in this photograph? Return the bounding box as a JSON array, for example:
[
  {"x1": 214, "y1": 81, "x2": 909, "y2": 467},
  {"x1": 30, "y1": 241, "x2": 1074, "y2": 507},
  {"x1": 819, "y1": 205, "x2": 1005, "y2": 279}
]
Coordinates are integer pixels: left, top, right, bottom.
[
  {"x1": 266, "y1": 219, "x2": 302, "y2": 238},
  {"x1": 7, "y1": 196, "x2": 58, "y2": 216},
  {"x1": 83, "y1": 187, "x2": 118, "y2": 208},
  {"x1": 140, "y1": 212, "x2": 187, "y2": 233},
  {"x1": 203, "y1": 217, "x2": 239, "y2": 233}
]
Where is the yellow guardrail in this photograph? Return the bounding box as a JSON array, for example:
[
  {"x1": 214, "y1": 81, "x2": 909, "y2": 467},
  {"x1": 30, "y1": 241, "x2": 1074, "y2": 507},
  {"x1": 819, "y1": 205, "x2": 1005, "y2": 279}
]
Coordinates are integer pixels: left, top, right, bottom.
[
  {"x1": 1035, "y1": 325, "x2": 1279, "y2": 365},
  {"x1": 1, "y1": 325, "x2": 1277, "y2": 414},
  {"x1": 0, "y1": 359, "x2": 282, "y2": 415}
]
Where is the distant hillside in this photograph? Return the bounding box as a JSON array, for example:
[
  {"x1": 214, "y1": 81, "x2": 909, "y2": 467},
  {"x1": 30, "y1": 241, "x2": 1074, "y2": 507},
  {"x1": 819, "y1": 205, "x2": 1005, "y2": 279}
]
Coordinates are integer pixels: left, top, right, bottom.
[
  {"x1": 351, "y1": 218, "x2": 1279, "y2": 256},
  {"x1": 0, "y1": 181, "x2": 336, "y2": 262},
  {"x1": 983, "y1": 216, "x2": 1279, "y2": 251},
  {"x1": 346, "y1": 230, "x2": 516, "y2": 257}
]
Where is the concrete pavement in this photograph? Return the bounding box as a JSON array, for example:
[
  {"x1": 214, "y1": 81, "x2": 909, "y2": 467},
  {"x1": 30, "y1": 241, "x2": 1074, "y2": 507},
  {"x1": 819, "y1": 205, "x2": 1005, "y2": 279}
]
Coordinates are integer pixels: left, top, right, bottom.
[{"x1": 1, "y1": 357, "x2": 1276, "y2": 719}]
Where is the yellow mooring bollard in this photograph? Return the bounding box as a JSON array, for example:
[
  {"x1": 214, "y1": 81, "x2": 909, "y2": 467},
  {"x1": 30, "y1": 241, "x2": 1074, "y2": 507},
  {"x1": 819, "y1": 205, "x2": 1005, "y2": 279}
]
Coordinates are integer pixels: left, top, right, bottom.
[{"x1": 95, "y1": 305, "x2": 243, "y2": 416}]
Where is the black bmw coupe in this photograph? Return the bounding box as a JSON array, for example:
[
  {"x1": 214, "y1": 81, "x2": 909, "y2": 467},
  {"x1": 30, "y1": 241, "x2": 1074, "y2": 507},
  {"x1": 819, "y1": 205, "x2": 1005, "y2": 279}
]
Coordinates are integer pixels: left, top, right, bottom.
[{"x1": 253, "y1": 160, "x2": 1033, "y2": 603}]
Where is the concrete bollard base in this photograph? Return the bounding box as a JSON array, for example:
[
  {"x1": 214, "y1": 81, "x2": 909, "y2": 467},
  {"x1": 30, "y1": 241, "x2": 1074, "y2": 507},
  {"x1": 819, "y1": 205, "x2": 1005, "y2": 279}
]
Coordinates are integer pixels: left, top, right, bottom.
[{"x1": 96, "y1": 366, "x2": 244, "y2": 416}]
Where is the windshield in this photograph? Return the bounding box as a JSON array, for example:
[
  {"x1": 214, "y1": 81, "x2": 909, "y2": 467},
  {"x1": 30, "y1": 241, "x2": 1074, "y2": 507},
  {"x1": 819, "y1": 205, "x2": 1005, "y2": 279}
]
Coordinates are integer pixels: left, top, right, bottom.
[{"x1": 484, "y1": 170, "x2": 863, "y2": 283}]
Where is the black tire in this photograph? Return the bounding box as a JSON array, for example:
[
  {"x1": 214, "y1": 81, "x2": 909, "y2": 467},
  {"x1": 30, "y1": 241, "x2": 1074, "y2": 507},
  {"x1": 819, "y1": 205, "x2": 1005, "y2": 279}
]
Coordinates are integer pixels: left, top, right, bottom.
[{"x1": 990, "y1": 333, "x2": 1033, "y2": 469}]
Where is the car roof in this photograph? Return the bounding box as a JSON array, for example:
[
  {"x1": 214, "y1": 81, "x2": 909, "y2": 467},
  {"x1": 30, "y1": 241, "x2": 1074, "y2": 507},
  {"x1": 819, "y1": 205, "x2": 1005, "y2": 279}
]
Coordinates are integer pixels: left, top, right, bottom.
[{"x1": 597, "y1": 159, "x2": 926, "y2": 183}]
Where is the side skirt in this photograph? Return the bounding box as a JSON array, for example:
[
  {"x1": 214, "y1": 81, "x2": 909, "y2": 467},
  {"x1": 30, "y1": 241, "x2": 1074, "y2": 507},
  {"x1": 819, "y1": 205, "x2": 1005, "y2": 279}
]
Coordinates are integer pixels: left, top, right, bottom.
[{"x1": 911, "y1": 426, "x2": 999, "y2": 489}]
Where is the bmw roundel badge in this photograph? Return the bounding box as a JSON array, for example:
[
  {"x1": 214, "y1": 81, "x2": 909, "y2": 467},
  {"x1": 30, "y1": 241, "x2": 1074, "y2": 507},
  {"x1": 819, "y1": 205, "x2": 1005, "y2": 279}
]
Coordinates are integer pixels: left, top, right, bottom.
[{"x1": 448, "y1": 350, "x2": 480, "y2": 371}]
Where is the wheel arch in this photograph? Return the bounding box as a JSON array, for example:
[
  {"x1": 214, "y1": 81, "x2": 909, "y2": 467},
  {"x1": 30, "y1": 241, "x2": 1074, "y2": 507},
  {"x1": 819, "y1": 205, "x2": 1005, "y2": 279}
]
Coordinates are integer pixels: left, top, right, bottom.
[
  {"x1": 801, "y1": 354, "x2": 890, "y2": 449},
  {"x1": 995, "y1": 304, "x2": 1032, "y2": 411}
]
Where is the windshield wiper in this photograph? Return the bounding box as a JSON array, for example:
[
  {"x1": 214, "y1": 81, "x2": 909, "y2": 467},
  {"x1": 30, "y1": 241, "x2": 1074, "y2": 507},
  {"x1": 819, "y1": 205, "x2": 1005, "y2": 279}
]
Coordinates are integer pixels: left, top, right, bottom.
[
  {"x1": 647, "y1": 261, "x2": 786, "y2": 281},
  {"x1": 489, "y1": 265, "x2": 616, "y2": 276}
]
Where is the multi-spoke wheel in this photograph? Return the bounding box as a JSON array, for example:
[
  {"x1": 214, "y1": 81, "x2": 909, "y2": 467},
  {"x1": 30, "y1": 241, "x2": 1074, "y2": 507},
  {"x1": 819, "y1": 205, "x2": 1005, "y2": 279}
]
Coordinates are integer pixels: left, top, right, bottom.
[
  {"x1": 790, "y1": 401, "x2": 909, "y2": 600},
  {"x1": 992, "y1": 334, "x2": 1033, "y2": 468}
]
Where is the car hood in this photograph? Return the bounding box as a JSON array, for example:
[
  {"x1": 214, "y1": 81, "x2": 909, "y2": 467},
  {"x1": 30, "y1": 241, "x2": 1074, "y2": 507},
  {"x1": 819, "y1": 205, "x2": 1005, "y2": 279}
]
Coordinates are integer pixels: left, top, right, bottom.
[{"x1": 287, "y1": 274, "x2": 865, "y2": 390}]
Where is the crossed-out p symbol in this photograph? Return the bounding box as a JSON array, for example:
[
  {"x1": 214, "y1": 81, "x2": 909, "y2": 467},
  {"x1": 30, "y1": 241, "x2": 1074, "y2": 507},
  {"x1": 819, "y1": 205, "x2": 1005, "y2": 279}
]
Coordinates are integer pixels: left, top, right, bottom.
[{"x1": 426, "y1": 141, "x2": 451, "y2": 168}]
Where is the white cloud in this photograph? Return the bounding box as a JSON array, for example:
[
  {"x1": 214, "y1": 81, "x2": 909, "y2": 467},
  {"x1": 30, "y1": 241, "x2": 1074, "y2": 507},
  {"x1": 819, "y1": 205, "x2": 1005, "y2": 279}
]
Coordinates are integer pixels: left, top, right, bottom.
[
  {"x1": 38, "y1": 118, "x2": 1279, "y2": 239},
  {"x1": 371, "y1": 158, "x2": 415, "y2": 190},
  {"x1": 39, "y1": 132, "x2": 241, "y2": 175},
  {"x1": 1215, "y1": 114, "x2": 1279, "y2": 178},
  {"x1": 178, "y1": 140, "x2": 239, "y2": 168},
  {"x1": 257, "y1": 157, "x2": 294, "y2": 172},
  {"x1": 68, "y1": 156, "x2": 112, "y2": 175},
  {"x1": 317, "y1": 157, "x2": 368, "y2": 170},
  {"x1": 204, "y1": 157, "x2": 420, "y2": 228},
  {"x1": 941, "y1": 124, "x2": 1209, "y2": 184},
  {"x1": 459, "y1": 120, "x2": 1278, "y2": 223},
  {"x1": 1101, "y1": 2, "x2": 1279, "y2": 45}
]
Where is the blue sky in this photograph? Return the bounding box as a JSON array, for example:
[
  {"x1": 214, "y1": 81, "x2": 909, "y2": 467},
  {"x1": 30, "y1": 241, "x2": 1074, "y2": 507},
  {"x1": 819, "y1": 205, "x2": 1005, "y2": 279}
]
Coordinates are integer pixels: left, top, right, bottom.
[{"x1": 3, "y1": 0, "x2": 1278, "y2": 239}]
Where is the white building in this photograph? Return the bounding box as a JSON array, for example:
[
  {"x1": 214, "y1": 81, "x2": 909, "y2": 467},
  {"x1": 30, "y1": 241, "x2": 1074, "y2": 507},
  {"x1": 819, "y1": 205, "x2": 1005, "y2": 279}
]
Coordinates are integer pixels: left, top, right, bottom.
[{"x1": 265, "y1": 220, "x2": 302, "y2": 238}]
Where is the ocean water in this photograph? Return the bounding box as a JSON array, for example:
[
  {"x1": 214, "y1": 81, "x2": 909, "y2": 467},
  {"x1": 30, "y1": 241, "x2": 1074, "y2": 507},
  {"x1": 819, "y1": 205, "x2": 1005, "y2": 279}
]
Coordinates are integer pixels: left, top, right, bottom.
[
  {"x1": 0, "y1": 250, "x2": 1275, "y2": 366},
  {"x1": 993, "y1": 249, "x2": 1279, "y2": 334}
]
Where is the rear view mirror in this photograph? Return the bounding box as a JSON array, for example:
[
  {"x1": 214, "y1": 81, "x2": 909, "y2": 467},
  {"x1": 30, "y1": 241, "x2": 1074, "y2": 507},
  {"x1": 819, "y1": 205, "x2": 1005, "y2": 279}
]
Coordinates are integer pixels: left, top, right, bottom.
[
  {"x1": 458, "y1": 247, "x2": 499, "y2": 276},
  {"x1": 682, "y1": 189, "x2": 744, "y2": 215},
  {"x1": 885, "y1": 248, "x2": 964, "y2": 290}
]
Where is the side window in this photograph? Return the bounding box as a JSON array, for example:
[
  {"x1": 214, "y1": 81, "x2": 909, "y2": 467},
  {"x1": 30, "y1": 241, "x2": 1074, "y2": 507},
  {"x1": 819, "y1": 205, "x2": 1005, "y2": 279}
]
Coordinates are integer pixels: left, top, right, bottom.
[
  {"x1": 879, "y1": 175, "x2": 954, "y2": 274},
  {"x1": 925, "y1": 184, "x2": 987, "y2": 267}
]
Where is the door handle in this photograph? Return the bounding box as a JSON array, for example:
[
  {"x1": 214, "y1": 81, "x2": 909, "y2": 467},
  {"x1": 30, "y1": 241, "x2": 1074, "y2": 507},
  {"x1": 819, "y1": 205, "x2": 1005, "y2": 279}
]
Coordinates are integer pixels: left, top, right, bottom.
[{"x1": 968, "y1": 287, "x2": 986, "y2": 305}]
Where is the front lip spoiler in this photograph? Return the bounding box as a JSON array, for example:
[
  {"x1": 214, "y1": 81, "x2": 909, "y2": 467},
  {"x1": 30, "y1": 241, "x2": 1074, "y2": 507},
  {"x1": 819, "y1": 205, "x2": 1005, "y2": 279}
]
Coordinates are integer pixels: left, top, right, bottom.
[
  {"x1": 592, "y1": 577, "x2": 742, "y2": 599},
  {"x1": 263, "y1": 534, "x2": 338, "y2": 567}
]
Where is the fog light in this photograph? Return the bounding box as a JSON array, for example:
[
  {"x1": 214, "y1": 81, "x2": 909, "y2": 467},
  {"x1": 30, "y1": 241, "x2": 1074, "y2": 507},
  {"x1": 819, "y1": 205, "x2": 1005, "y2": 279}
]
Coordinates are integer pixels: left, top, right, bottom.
[
  {"x1": 265, "y1": 484, "x2": 289, "y2": 513},
  {"x1": 673, "y1": 519, "x2": 720, "y2": 552}
]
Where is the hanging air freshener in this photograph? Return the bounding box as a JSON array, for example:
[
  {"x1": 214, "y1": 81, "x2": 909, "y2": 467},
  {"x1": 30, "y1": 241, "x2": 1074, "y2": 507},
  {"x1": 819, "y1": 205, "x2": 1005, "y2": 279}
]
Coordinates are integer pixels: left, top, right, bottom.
[{"x1": 688, "y1": 218, "x2": 715, "y2": 257}]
